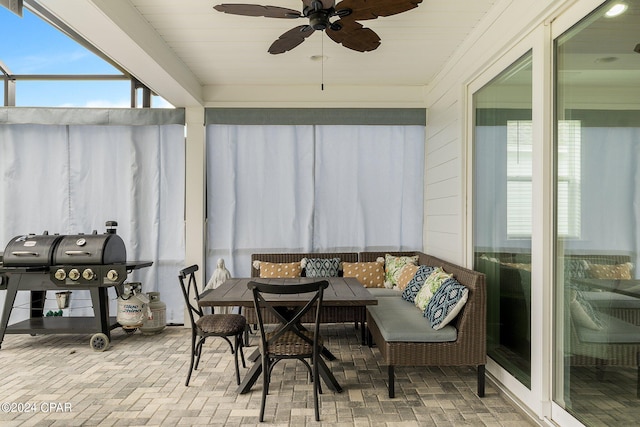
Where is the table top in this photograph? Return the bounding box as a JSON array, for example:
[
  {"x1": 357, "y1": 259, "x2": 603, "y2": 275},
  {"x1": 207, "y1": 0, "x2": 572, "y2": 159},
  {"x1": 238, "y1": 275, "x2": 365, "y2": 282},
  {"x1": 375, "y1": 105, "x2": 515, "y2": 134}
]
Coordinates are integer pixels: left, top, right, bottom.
[
  {"x1": 198, "y1": 277, "x2": 378, "y2": 307},
  {"x1": 575, "y1": 278, "x2": 640, "y2": 299}
]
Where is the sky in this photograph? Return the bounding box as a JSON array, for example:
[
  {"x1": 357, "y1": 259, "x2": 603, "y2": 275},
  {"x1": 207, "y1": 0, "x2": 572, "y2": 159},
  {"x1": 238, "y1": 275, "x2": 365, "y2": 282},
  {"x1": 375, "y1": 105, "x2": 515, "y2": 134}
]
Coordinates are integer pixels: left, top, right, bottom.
[{"x1": 0, "y1": 7, "x2": 171, "y2": 108}]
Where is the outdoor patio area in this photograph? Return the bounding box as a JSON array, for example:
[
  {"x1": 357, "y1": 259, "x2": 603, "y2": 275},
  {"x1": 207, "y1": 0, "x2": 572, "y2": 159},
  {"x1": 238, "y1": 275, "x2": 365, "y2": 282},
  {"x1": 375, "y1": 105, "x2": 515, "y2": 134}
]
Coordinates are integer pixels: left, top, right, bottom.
[{"x1": 0, "y1": 323, "x2": 534, "y2": 426}]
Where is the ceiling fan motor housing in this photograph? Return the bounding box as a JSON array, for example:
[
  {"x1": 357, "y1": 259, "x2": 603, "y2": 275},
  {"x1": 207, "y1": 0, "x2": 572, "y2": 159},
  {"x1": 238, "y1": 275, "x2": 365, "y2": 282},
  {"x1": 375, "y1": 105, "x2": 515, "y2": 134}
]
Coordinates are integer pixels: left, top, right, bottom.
[{"x1": 308, "y1": 9, "x2": 330, "y2": 31}]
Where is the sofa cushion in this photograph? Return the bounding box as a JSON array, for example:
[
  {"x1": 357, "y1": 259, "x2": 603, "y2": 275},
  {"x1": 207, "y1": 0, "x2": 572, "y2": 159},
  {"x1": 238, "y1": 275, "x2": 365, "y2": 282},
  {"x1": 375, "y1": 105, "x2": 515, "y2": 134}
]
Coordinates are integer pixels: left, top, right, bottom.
[
  {"x1": 564, "y1": 258, "x2": 590, "y2": 280},
  {"x1": 258, "y1": 261, "x2": 302, "y2": 278},
  {"x1": 501, "y1": 262, "x2": 531, "y2": 272},
  {"x1": 424, "y1": 278, "x2": 469, "y2": 330},
  {"x1": 302, "y1": 257, "x2": 341, "y2": 277},
  {"x1": 576, "y1": 312, "x2": 640, "y2": 344},
  {"x1": 343, "y1": 261, "x2": 385, "y2": 288},
  {"x1": 586, "y1": 262, "x2": 633, "y2": 280},
  {"x1": 401, "y1": 265, "x2": 435, "y2": 303},
  {"x1": 367, "y1": 297, "x2": 457, "y2": 342},
  {"x1": 570, "y1": 288, "x2": 604, "y2": 330},
  {"x1": 396, "y1": 264, "x2": 419, "y2": 291},
  {"x1": 581, "y1": 291, "x2": 640, "y2": 309},
  {"x1": 367, "y1": 288, "x2": 402, "y2": 298},
  {"x1": 414, "y1": 267, "x2": 453, "y2": 311},
  {"x1": 384, "y1": 254, "x2": 419, "y2": 288}
]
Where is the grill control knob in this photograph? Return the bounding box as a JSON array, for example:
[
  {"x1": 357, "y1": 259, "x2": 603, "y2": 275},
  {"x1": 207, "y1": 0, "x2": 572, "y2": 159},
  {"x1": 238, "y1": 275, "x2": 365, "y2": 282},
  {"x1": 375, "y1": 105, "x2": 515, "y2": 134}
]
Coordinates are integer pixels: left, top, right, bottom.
[
  {"x1": 106, "y1": 269, "x2": 119, "y2": 282},
  {"x1": 82, "y1": 268, "x2": 95, "y2": 281},
  {"x1": 54, "y1": 269, "x2": 67, "y2": 281},
  {"x1": 68, "y1": 268, "x2": 80, "y2": 281}
]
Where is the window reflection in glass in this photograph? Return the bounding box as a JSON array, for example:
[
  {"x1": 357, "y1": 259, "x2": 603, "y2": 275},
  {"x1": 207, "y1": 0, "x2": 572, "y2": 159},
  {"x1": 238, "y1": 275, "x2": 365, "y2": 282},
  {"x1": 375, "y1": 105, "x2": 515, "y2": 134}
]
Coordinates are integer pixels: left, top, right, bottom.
[
  {"x1": 554, "y1": 1, "x2": 640, "y2": 425},
  {"x1": 473, "y1": 52, "x2": 533, "y2": 388}
]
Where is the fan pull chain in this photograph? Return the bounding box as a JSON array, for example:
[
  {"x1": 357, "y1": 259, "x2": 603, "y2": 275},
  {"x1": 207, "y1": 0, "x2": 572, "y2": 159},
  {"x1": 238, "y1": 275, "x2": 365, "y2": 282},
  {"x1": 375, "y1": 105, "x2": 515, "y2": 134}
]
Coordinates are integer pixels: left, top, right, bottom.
[{"x1": 321, "y1": 33, "x2": 324, "y2": 91}]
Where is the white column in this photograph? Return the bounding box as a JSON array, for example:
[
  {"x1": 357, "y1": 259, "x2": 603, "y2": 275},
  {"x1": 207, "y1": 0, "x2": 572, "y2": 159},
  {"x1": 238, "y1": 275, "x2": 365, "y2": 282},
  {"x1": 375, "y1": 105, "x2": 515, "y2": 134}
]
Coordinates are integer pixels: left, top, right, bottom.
[{"x1": 184, "y1": 107, "x2": 206, "y2": 318}]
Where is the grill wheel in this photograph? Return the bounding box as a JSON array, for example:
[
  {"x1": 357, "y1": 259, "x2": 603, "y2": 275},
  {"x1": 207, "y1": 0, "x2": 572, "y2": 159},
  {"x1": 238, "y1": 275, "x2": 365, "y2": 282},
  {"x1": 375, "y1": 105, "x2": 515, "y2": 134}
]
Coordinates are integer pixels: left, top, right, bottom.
[{"x1": 90, "y1": 333, "x2": 110, "y2": 352}]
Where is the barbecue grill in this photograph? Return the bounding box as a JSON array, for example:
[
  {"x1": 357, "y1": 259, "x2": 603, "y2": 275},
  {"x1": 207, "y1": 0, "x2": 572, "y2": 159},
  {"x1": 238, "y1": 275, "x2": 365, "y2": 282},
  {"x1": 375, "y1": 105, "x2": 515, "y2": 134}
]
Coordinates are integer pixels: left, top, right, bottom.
[{"x1": 0, "y1": 221, "x2": 152, "y2": 351}]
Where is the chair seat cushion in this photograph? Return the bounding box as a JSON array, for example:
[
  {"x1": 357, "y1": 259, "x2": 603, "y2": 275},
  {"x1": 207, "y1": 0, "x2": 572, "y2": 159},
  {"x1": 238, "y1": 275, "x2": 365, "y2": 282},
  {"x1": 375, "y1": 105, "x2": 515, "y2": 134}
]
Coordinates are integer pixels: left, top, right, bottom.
[
  {"x1": 265, "y1": 330, "x2": 321, "y2": 356},
  {"x1": 196, "y1": 313, "x2": 246, "y2": 335}
]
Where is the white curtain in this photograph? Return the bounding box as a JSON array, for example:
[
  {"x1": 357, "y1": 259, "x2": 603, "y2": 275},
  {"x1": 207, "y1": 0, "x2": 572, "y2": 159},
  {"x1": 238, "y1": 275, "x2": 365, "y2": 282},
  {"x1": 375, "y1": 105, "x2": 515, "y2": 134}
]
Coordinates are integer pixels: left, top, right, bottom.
[
  {"x1": 313, "y1": 125, "x2": 425, "y2": 250},
  {"x1": 206, "y1": 125, "x2": 316, "y2": 278},
  {"x1": 206, "y1": 124, "x2": 425, "y2": 279},
  {"x1": 0, "y1": 122, "x2": 185, "y2": 323}
]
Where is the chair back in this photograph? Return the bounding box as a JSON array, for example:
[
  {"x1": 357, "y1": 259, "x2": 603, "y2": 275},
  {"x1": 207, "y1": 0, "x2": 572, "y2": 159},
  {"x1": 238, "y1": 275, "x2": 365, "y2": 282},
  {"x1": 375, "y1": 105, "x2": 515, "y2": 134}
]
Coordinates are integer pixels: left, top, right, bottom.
[
  {"x1": 179, "y1": 264, "x2": 205, "y2": 328},
  {"x1": 247, "y1": 280, "x2": 329, "y2": 354}
]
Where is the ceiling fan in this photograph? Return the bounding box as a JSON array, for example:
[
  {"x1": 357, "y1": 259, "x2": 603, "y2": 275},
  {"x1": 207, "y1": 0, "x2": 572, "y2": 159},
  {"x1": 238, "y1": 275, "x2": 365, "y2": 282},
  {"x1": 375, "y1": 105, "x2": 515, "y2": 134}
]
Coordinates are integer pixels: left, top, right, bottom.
[{"x1": 213, "y1": 0, "x2": 423, "y2": 54}]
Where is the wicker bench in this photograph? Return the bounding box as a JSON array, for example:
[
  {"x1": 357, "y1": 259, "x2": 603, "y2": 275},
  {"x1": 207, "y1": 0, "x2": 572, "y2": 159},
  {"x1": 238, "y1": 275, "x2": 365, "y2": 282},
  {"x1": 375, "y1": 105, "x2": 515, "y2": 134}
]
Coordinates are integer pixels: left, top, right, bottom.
[{"x1": 361, "y1": 251, "x2": 487, "y2": 398}]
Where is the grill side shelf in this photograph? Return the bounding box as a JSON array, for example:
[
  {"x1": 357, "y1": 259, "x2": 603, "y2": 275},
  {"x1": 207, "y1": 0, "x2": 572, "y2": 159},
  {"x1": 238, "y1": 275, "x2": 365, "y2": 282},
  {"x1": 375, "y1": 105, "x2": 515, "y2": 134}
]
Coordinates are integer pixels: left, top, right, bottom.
[{"x1": 4, "y1": 316, "x2": 120, "y2": 335}]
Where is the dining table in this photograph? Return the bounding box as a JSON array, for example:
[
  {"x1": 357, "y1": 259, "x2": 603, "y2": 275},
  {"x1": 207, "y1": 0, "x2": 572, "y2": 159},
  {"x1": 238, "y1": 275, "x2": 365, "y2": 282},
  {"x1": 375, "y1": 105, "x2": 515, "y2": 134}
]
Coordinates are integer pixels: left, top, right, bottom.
[
  {"x1": 574, "y1": 278, "x2": 640, "y2": 299},
  {"x1": 198, "y1": 276, "x2": 377, "y2": 394}
]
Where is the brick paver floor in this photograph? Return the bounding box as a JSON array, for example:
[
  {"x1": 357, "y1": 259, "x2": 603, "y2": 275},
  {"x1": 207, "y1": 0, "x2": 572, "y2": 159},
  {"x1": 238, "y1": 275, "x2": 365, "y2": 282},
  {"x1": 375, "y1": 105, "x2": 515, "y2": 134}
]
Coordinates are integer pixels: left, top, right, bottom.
[{"x1": 0, "y1": 323, "x2": 536, "y2": 426}]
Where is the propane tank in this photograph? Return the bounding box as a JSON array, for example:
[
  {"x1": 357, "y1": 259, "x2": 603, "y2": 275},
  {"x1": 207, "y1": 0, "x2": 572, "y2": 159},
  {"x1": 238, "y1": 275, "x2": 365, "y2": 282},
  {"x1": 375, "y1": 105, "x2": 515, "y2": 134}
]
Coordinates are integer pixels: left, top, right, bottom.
[
  {"x1": 140, "y1": 291, "x2": 166, "y2": 335},
  {"x1": 117, "y1": 282, "x2": 149, "y2": 329}
]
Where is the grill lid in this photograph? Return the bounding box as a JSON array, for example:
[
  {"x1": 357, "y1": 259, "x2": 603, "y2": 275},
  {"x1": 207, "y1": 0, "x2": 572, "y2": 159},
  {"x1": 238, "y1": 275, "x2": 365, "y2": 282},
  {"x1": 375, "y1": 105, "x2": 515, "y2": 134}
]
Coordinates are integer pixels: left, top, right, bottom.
[
  {"x1": 2, "y1": 233, "x2": 63, "y2": 267},
  {"x1": 53, "y1": 233, "x2": 126, "y2": 265},
  {"x1": 2, "y1": 221, "x2": 127, "y2": 267}
]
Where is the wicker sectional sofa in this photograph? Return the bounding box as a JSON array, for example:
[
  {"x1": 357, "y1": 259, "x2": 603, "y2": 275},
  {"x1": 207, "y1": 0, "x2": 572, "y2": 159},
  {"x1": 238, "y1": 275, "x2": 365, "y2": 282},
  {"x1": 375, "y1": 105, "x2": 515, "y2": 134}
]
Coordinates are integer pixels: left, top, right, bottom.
[
  {"x1": 361, "y1": 251, "x2": 486, "y2": 398},
  {"x1": 249, "y1": 251, "x2": 487, "y2": 398}
]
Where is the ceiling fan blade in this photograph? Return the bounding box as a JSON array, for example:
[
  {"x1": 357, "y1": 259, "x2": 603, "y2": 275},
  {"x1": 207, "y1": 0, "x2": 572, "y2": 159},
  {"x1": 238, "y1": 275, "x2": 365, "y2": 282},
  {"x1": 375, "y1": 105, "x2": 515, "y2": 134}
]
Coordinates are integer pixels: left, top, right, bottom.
[
  {"x1": 269, "y1": 25, "x2": 315, "y2": 54},
  {"x1": 302, "y1": 0, "x2": 335, "y2": 11},
  {"x1": 335, "y1": 0, "x2": 422, "y2": 20},
  {"x1": 326, "y1": 19, "x2": 380, "y2": 52},
  {"x1": 214, "y1": 4, "x2": 301, "y2": 18}
]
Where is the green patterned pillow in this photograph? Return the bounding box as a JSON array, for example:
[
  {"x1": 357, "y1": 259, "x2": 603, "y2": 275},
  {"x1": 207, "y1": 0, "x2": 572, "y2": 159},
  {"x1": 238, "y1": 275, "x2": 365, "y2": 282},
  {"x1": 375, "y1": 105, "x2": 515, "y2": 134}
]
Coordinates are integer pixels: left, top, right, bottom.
[
  {"x1": 384, "y1": 254, "x2": 419, "y2": 288},
  {"x1": 414, "y1": 267, "x2": 453, "y2": 311},
  {"x1": 302, "y1": 257, "x2": 341, "y2": 277}
]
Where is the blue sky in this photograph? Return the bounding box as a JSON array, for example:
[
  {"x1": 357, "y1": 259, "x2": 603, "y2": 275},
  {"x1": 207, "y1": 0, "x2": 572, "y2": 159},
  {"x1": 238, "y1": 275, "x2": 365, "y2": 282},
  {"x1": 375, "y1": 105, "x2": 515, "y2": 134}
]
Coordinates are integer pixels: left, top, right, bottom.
[{"x1": 0, "y1": 7, "x2": 169, "y2": 108}]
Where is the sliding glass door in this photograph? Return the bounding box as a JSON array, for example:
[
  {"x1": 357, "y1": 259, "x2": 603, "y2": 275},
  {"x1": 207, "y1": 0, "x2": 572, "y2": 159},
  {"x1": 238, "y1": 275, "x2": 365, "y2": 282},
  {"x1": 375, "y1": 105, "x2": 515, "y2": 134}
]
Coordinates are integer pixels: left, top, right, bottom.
[
  {"x1": 554, "y1": 1, "x2": 640, "y2": 425},
  {"x1": 473, "y1": 52, "x2": 533, "y2": 387}
]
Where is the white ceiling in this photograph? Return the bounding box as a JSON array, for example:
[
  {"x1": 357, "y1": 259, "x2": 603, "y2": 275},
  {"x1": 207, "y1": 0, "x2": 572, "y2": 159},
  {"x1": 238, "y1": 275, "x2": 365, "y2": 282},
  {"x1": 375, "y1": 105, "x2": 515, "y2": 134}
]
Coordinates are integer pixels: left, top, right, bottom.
[
  {"x1": 35, "y1": 0, "x2": 498, "y2": 107},
  {"x1": 130, "y1": 0, "x2": 497, "y2": 86}
]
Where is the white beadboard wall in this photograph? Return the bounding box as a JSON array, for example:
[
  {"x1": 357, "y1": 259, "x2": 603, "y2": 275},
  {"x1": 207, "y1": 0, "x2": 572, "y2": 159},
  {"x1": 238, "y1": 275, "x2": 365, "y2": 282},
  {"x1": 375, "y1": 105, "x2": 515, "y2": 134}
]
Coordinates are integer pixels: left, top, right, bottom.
[{"x1": 422, "y1": 0, "x2": 569, "y2": 266}]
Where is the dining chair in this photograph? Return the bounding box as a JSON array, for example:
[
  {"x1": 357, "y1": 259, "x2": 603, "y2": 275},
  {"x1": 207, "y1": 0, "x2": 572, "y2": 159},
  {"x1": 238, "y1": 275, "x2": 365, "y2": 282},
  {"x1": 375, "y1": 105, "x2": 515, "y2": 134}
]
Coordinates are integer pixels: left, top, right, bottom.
[
  {"x1": 248, "y1": 279, "x2": 329, "y2": 422},
  {"x1": 179, "y1": 264, "x2": 246, "y2": 386}
]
